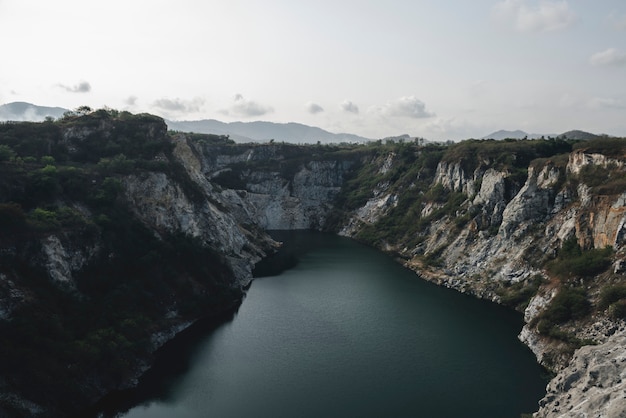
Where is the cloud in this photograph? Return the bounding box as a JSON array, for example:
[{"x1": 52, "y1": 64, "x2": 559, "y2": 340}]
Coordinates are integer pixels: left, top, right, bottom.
[
  {"x1": 378, "y1": 96, "x2": 434, "y2": 119},
  {"x1": 152, "y1": 97, "x2": 204, "y2": 114},
  {"x1": 340, "y1": 100, "x2": 359, "y2": 114},
  {"x1": 492, "y1": 0, "x2": 576, "y2": 32},
  {"x1": 221, "y1": 94, "x2": 273, "y2": 118},
  {"x1": 590, "y1": 48, "x2": 626, "y2": 67},
  {"x1": 58, "y1": 81, "x2": 91, "y2": 93},
  {"x1": 588, "y1": 97, "x2": 626, "y2": 109},
  {"x1": 305, "y1": 102, "x2": 324, "y2": 114},
  {"x1": 125, "y1": 96, "x2": 138, "y2": 106}
]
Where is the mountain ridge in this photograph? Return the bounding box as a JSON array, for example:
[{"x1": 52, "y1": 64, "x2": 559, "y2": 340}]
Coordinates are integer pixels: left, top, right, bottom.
[
  {"x1": 482, "y1": 128, "x2": 602, "y2": 140},
  {"x1": 0, "y1": 102, "x2": 372, "y2": 144}
]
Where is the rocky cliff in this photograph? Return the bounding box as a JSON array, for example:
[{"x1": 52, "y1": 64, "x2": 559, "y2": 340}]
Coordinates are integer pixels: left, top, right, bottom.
[
  {"x1": 333, "y1": 140, "x2": 626, "y2": 418},
  {"x1": 0, "y1": 112, "x2": 276, "y2": 417},
  {"x1": 2, "y1": 113, "x2": 626, "y2": 418}
]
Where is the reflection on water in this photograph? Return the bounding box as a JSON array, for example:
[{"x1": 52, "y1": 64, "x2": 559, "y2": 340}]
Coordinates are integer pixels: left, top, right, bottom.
[{"x1": 92, "y1": 231, "x2": 546, "y2": 418}]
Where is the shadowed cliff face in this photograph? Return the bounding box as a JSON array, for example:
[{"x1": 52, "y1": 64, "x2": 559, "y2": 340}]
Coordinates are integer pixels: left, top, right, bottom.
[{"x1": 1, "y1": 114, "x2": 626, "y2": 418}]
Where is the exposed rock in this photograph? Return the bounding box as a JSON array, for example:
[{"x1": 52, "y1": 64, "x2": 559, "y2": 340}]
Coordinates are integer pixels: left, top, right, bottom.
[
  {"x1": 499, "y1": 165, "x2": 556, "y2": 239},
  {"x1": 434, "y1": 160, "x2": 477, "y2": 196},
  {"x1": 535, "y1": 325, "x2": 626, "y2": 418},
  {"x1": 567, "y1": 150, "x2": 624, "y2": 175}
]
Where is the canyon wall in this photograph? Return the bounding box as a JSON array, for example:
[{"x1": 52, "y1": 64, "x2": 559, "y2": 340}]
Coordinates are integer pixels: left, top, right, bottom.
[{"x1": 2, "y1": 114, "x2": 626, "y2": 417}]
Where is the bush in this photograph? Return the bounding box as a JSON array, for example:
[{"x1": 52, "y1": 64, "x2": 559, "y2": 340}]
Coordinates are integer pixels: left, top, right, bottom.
[
  {"x1": 27, "y1": 207, "x2": 60, "y2": 230},
  {"x1": 499, "y1": 275, "x2": 544, "y2": 310},
  {"x1": 547, "y1": 238, "x2": 613, "y2": 279},
  {"x1": 539, "y1": 286, "x2": 590, "y2": 327},
  {"x1": 598, "y1": 284, "x2": 626, "y2": 309},
  {"x1": 608, "y1": 300, "x2": 626, "y2": 319},
  {"x1": 0, "y1": 144, "x2": 16, "y2": 161}
]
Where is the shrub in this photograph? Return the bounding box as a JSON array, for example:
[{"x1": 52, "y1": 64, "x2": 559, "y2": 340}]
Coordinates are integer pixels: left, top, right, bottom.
[
  {"x1": 598, "y1": 284, "x2": 626, "y2": 309},
  {"x1": 40, "y1": 155, "x2": 55, "y2": 165},
  {"x1": 547, "y1": 238, "x2": 613, "y2": 279},
  {"x1": 539, "y1": 286, "x2": 590, "y2": 326},
  {"x1": 608, "y1": 300, "x2": 626, "y2": 319},
  {"x1": 499, "y1": 275, "x2": 544, "y2": 310},
  {"x1": 27, "y1": 207, "x2": 60, "y2": 230},
  {"x1": 0, "y1": 144, "x2": 16, "y2": 161}
]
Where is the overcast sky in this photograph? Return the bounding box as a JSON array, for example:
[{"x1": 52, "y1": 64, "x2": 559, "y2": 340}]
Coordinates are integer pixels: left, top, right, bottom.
[{"x1": 1, "y1": 0, "x2": 625, "y2": 140}]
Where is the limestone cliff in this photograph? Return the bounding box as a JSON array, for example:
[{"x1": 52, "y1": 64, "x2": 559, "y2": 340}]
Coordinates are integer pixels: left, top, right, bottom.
[
  {"x1": 0, "y1": 113, "x2": 276, "y2": 417},
  {"x1": 333, "y1": 139, "x2": 626, "y2": 417},
  {"x1": 2, "y1": 114, "x2": 626, "y2": 418}
]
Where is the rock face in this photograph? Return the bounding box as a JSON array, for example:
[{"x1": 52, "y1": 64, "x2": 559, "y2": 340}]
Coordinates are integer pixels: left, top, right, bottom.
[
  {"x1": 2, "y1": 118, "x2": 626, "y2": 418},
  {"x1": 334, "y1": 144, "x2": 626, "y2": 417},
  {"x1": 535, "y1": 325, "x2": 626, "y2": 418},
  {"x1": 178, "y1": 139, "x2": 356, "y2": 230}
]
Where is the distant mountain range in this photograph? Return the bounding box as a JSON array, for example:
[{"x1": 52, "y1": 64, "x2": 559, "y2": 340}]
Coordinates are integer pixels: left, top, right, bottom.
[
  {"x1": 482, "y1": 129, "x2": 601, "y2": 141},
  {"x1": 0, "y1": 101, "x2": 67, "y2": 121},
  {"x1": 0, "y1": 102, "x2": 606, "y2": 144},
  {"x1": 0, "y1": 102, "x2": 372, "y2": 144},
  {"x1": 166, "y1": 119, "x2": 372, "y2": 143}
]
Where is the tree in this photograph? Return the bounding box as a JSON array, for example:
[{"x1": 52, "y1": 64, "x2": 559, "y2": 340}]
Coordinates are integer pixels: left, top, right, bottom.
[
  {"x1": 0, "y1": 144, "x2": 16, "y2": 161},
  {"x1": 75, "y1": 106, "x2": 93, "y2": 116}
]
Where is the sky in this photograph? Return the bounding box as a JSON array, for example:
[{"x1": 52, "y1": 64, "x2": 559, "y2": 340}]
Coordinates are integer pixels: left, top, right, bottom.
[{"x1": 1, "y1": 0, "x2": 625, "y2": 140}]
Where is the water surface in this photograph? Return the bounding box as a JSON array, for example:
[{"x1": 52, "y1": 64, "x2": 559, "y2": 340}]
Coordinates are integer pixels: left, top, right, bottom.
[{"x1": 118, "y1": 231, "x2": 546, "y2": 418}]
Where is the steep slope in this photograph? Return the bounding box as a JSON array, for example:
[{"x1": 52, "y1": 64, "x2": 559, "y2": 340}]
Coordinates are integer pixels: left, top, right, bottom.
[
  {"x1": 331, "y1": 138, "x2": 626, "y2": 417},
  {"x1": 0, "y1": 111, "x2": 275, "y2": 417},
  {"x1": 2, "y1": 111, "x2": 626, "y2": 417}
]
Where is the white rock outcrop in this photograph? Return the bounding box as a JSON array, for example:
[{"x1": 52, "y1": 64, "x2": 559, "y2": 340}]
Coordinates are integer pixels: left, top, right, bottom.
[{"x1": 535, "y1": 325, "x2": 626, "y2": 418}]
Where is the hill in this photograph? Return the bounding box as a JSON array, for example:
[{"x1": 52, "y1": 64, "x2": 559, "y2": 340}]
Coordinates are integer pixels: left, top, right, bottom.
[
  {"x1": 166, "y1": 119, "x2": 372, "y2": 144},
  {"x1": 481, "y1": 129, "x2": 541, "y2": 140},
  {"x1": 0, "y1": 102, "x2": 372, "y2": 144},
  {"x1": 0, "y1": 102, "x2": 68, "y2": 121}
]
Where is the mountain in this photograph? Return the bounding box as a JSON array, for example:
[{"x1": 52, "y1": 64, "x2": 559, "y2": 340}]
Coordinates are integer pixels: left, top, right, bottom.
[
  {"x1": 0, "y1": 102, "x2": 372, "y2": 144},
  {"x1": 481, "y1": 129, "x2": 541, "y2": 140},
  {"x1": 0, "y1": 102, "x2": 68, "y2": 121},
  {"x1": 558, "y1": 130, "x2": 600, "y2": 140},
  {"x1": 166, "y1": 119, "x2": 372, "y2": 144},
  {"x1": 482, "y1": 129, "x2": 604, "y2": 141},
  {"x1": 1, "y1": 112, "x2": 626, "y2": 416}
]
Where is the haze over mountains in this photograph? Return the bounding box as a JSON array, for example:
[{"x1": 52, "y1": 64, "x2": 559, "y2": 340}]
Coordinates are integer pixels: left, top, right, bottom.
[
  {"x1": 482, "y1": 129, "x2": 601, "y2": 141},
  {"x1": 0, "y1": 102, "x2": 604, "y2": 144}
]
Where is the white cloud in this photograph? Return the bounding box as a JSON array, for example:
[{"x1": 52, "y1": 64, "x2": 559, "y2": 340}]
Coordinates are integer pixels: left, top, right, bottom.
[
  {"x1": 378, "y1": 96, "x2": 434, "y2": 119},
  {"x1": 305, "y1": 102, "x2": 324, "y2": 114},
  {"x1": 590, "y1": 48, "x2": 626, "y2": 67},
  {"x1": 152, "y1": 97, "x2": 204, "y2": 114},
  {"x1": 222, "y1": 94, "x2": 273, "y2": 118},
  {"x1": 125, "y1": 95, "x2": 138, "y2": 106},
  {"x1": 340, "y1": 100, "x2": 359, "y2": 114},
  {"x1": 58, "y1": 81, "x2": 91, "y2": 93},
  {"x1": 492, "y1": 0, "x2": 576, "y2": 32},
  {"x1": 588, "y1": 97, "x2": 626, "y2": 109}
]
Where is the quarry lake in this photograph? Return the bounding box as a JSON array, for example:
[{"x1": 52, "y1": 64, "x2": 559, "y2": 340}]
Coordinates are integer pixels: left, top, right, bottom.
[{"x1": 113, "y1": 231, "x2": 546, "y2": 418}]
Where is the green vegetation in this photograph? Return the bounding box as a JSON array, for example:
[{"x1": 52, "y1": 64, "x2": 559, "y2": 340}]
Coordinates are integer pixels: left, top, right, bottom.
[
  {"x1": 577, "y1": 163, "x2": 626, "y2": 195},
  {"x1": 442, "y1": 138, "x2": 573, "y2": 175},
  {"x1": 535, "y1": 286, "x2": 591, "y2": 344},
  {"x1": 498, "y1": 275, "x2": 545, "y2": 311},
  {"x1": 572, "y1": 136, "x2": 626, "y2": 157},
  {"x1": 598, "y1": 284, "x2": 626, "y2": 319},
  {"x1": 0, "y1": 109, "x2": 242, "y2": 416},
  {"x1": 546, "y1": 237, "x2": 613, "y2": 279}
]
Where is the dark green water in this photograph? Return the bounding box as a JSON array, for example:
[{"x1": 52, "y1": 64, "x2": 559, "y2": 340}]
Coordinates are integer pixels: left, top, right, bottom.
[{"x1": 118, "y1": 231, "x2": 546, "y2": 418}]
